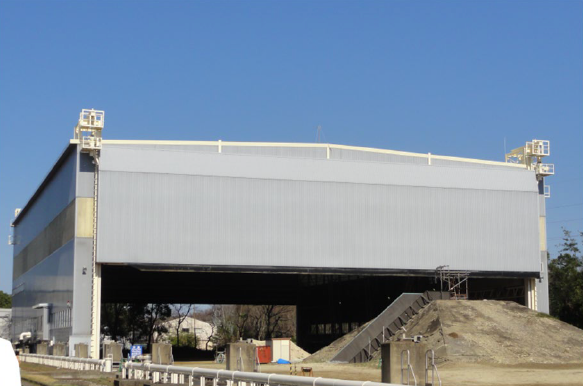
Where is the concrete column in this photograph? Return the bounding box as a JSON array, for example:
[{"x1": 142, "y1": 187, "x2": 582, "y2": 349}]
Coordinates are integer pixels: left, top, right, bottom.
[
  {"x1": 90, "y1": 263, "x2": 102, "y2": 359},
  {"x1": 536, "y1": 181, "x2": 549, "y2": 313}
]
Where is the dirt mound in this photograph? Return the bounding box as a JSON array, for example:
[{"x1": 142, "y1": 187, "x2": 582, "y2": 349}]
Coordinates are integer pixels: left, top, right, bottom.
[
  {"x1": 377, "y1": 300, "x2": 583, "y2": 365},
  {"x1": 290, "y1": 341, "x2": 311, "y2": 361},
  {"x1": 303, "y1": 321, "x2": 371, "y2": 363}
]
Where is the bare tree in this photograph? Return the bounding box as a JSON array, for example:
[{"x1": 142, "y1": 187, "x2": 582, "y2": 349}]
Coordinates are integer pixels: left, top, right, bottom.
[
  {"x1": 260, "y1": 305, "x2": 294, "y2": 340},
  {"x1": 144, "y1": 304, "x2": 171, "y2": 351},
  {"x1": 207, "y1": 304, "x2": 297, "y2": 347},
  {"x1": 171, "y1": 304, "x2": 194, "y2": 347},
  {"x1": 197, "y1": 307, "x2": 217, "y2": 351}
]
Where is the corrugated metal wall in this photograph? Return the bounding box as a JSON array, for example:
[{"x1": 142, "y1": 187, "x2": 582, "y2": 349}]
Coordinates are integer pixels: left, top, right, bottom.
[
  {"x1": 11, "y1": 149, "x2": 77, "y2": 341},
  {"x1": 13, "y1": 151, "x2": 76, "y2": 256},
  {"x1": 97, "y1": 145, "x2": 540, "y2": 273}
]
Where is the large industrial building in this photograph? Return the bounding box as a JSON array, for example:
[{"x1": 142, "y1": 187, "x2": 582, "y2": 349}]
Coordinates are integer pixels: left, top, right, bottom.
[{"x1": 10, "y1": 110, "x2": 552, "y2": 357}]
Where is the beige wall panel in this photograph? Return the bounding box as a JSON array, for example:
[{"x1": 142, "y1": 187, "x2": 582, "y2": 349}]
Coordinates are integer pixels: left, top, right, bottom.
[
  {"x1": 539, "y1": 217, "x2": 547, "y2": 251},
  {"x1": 76, "y1": 198, "x2": 94, "y2": 238}
]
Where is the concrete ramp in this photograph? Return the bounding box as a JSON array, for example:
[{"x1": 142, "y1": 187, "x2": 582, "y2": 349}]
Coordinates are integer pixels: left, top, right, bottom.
[{"x1": 330, "y1": 292, "x2": 435, "y2": 363}]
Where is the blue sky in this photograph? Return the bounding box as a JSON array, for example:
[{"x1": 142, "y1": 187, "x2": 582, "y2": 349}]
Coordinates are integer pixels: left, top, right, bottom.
[{"x1": 1, "y1": 0, "x2": 582, "y2": 294}]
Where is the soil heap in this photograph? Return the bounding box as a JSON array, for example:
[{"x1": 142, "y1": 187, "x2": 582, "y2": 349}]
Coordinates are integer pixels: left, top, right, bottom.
[{"x1": 306, "y1": 300, "x2": 583, "y2": 365}]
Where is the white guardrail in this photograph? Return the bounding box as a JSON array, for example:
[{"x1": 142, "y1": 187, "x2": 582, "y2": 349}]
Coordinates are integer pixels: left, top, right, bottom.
[
  {"x1": 20, "y1": 354, "x2": 402, "y2": 386},
  {"x1": 20, "y1": 353, "x2": 112, "y2": 372},
  {"x1": 123, "y1": 362, "x2": 401, "y2": 386}
]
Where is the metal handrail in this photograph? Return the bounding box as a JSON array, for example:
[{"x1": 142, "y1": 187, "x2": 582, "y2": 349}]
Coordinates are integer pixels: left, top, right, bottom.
[
  {"x1": 400, "y1": 350, "x2": 417, "y2": 386},
  {"x1": 123, "y1": 361, "x2": 403, "y2": 386},
  {"x1": 424, "y1": 350, "x2": 442, "y2": 386},
  {"x1": 19, "y1": 353, "x2": 112, "y2": 372}
]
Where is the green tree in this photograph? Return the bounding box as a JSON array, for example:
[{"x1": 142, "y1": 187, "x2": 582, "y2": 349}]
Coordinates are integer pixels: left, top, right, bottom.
[
  {"x1": 170, "y1": 332, "x2": 198, "y2": 348},
  {"x1": 170, "y1": 304, "x2": 193, "y2": 347},
  {"x1": 548, "y1": 229, "x2": 583, "y2": 328},
  {"x1": 144, "y1": 303, "x2": 171, "y2": 351},
  {"x1": 0, "y1": 291, "x2": 11, "y2": 308}
]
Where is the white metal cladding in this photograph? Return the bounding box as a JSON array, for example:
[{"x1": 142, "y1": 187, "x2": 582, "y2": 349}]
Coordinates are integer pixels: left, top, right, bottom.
[
  {"x1": 430, "y1": 158, "x2": 520, "y2": 170},
  {"x1": 105, "y1": 144, "x2": 218, "y2": 153},
  {"x1": 96, "y1": 146, "x2": 540, "y2": 273},
  {"x1": 98, "y1": 147, "x2": 535, "y2": 192},
  {"x1": 222, "y1": 145, "x2": 327, "y2": 159},
  {"x1": 330, "y1": 148, "x2": 428, "y2": 165}
]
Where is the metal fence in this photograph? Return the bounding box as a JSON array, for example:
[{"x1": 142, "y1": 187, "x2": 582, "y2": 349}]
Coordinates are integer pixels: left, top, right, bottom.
[
  {"x1": 19, "y1": 353, "x2": 113, "y2": 372},
  {"x1": 122, "y1": 362, "x2": 401, "y2": 386},
  {"x1": 20, "y1": 353, "x2": 401, "y2": 386}
]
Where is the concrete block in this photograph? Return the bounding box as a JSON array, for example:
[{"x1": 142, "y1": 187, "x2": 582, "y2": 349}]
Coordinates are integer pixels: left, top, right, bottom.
[
  {"x1": 53, "y1": 343, "x2": 67, "y2": 357},
  {"x1": 103, "y1": 342, "x2": 123, "y2": 361},
  {"x1": 226, "y1": 342, "x2": 257, "y2": 372},
  {"x1": 151, "y1": 343, "x2": 173, "y2": 365},
  {"x1": 36, "y1": 342, "x2": 48, "y2": 355},
  {"x1": 75, "y1": 343, "x2": 89, "y2": 358},
  {"x1": 381, "y1": 341, "x2": 427, "y2": 384}
]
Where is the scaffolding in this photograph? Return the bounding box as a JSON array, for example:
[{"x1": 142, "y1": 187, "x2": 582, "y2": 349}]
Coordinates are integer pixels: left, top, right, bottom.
[{"x1": 435, "y1": 266, "x2": 470, "y2": 300}]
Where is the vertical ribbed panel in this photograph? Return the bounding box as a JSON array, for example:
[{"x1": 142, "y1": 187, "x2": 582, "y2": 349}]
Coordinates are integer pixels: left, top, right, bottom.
[
  {"x1": 97, "y1": 170, "x2": 540, "y2": 273},
  {"x1": 431, "y1": 158, "x2": 517, "y2": 170},
  {"x1": 106, "y1": 144, "x2": 219, "y2": 153},
  {"x1": 11, "y1": 240, "x2": 75, "y2": 344},
  {"x1": 222, "y1": 146, "x2": 327, "y2": 159},
  {"x1": 14, "y1": 151, "x2": 77, "y2": 255},
  {"x1": 330, "y1": 148, "x2": 428, "y2": 165}
]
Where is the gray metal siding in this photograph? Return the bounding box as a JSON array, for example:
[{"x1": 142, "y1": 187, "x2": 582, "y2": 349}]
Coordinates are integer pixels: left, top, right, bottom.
[
  {"x1": 77, "y1": 152, "x2": 96, "y2": 198},
  {"x1": 98, "y1": 147, "x2": 536, "y2": 193},
  {"x1": 330, "y1": 148, "x2": 428, "y2": 165},
  {"x1": 13, "y1": 151, "x2": 76, "y2": 255},
  {"x1": 106, "y1": 144, "x2": 218, "y2": 153},
  {"x1": 97, "y1": 148, "x2": 540, "y2": 273},
  {"x1": 13, "y1": 201, "x2": 75, "y2": 279},
  {"x1": 430, "y1": 158, "x2": 521, "y2": 170},
  {"x1": 223, "y1": 145, "x2": 327, "y2": 159},
  {"x1": 537, "y1": 251, "x2": 549, "y2": 313},
  {"x1": 11, "y1": 240, "x2": 74, "y2": 341},
  {"x1": 330, "y1": 148, "x2": 516, "y2": 170},
  {"x1": 72, "y1": 238, "x2": 94, "y2": 336}
]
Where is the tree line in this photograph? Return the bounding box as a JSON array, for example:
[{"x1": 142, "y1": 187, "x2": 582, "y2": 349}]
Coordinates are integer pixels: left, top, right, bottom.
[
  {"x1": 100, "y1": 303, "x2": 295, "y2": 350},
  {"x1": 548, "y1": 229, "x2": 583, "y2": 329}
]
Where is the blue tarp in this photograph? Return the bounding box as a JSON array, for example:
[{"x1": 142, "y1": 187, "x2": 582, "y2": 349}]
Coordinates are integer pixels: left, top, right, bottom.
[{"x1": 276, "y1": 358, "x2": 291, "y2": 364}]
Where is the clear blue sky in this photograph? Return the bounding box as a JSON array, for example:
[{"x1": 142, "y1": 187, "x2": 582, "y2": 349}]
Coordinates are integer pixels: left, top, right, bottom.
[{"x1": 1, "y1": 0, "x2": 582, "y2": 294}]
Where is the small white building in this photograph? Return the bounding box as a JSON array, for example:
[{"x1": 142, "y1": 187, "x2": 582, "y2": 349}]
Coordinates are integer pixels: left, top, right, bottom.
[
  {"x1": 159, "y1": 316, "x2": 214, "y2": 350},
  {"x1": 0, "y1": 309, "x2": 11, "y2": 340}
]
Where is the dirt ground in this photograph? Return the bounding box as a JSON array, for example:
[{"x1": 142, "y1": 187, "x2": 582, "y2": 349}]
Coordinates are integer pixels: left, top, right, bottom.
[
  {"x1": 173, "y1": 360, "x2": 583, "y2": 386},
  {"x1": 20, "y1": 358, "x2": 583, "y2": 386},
  {"x1": 20, "y1": 362, "x2": 114, "y2": 386}
]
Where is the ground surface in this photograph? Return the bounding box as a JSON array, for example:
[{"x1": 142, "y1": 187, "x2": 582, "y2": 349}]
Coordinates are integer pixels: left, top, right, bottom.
[
  {"x1": 20, "y1": 358, "x2": 583, "y2": 386},
  {"x1": 20, "y1": 300, "x2": 583, "y2": 385},
  {"x1": 173, "y1": 360, "x2": 583, "y2": 386},
  {"x1": 20, "y1": 362, "x2": 115, "y2": 386}
]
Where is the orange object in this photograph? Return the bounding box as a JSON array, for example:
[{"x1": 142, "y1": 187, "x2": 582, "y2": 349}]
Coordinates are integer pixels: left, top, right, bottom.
[{"x1": 256, "y1": 346, "x2": 271, "y2": 364}]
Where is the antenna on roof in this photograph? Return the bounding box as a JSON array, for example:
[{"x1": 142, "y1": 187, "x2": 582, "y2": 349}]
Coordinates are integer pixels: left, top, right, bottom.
[{"x1": 316, "y1": 125, "x2": 322, "y2": 143}]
